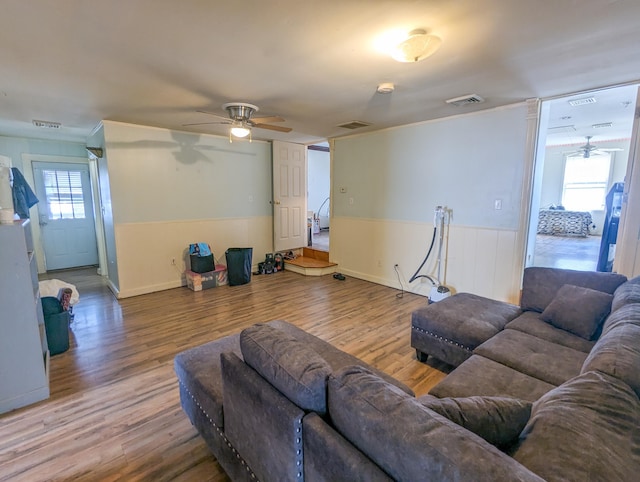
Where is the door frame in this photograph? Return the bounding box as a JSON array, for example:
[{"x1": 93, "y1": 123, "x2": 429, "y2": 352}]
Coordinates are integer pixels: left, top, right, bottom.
[
  {"x1": 523, "y1": 84, "x2": 640, "y2": 277},
  {"x1": 21, "y1": 153, "x2": 107, "y2": 275},
  {"x1": 613, "y1": 85, "x2": 640, "y2": 276}
]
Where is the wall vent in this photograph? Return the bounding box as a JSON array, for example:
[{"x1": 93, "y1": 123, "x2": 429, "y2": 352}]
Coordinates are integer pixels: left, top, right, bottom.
[
  {"x1": 337, "y1": 120, "x2": 371, "y2": 130},
  {"x1": 445, "y1": 94, "x2": 485, "y2": 106},
  {"x1": 568, "y1": 97, "x2": 596, "y2": 106},
  {"x1": 32, "y1": 119, "x2": 61, "y2": 129}
]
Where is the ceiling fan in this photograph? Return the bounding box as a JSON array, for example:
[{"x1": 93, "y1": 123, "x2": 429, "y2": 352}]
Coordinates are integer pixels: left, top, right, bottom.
[
  {"x1": 184, "y1": 102, "x2": 292, "y2": 141},
  {"x1": 572, "y1": 136, "x2": 623, "y2": 158}
]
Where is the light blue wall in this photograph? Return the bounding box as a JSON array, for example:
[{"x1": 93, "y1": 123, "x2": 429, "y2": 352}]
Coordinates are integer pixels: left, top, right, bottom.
[
  {"x1": 333, "y1": 104, "x2": 529, "y2": 230},
  {"x1": 102, "y1": 122, "x2": 272, "y2": 224},
  {"x1": 0, "y1": 136, "x2": 86, "y2": 171}
]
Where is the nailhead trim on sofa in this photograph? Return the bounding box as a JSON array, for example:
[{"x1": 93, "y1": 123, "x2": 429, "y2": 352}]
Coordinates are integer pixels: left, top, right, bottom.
[
  {"x1": 412, "y1": 325, "x2": 474, "y2": 352},
  {"x1": 179, "y1": 380, "x2": 258, "y2": 480}
]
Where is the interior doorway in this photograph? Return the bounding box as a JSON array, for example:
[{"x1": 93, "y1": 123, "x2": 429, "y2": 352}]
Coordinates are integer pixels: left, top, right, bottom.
[
  {"x1": 307, "y1": 143, "x2": 330, "y2": 252},
  {"x1": 527, "y1": 84, "x2": 638, "y2": 271}
]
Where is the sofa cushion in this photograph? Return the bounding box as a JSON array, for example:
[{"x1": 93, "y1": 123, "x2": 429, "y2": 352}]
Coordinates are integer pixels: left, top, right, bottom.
[
  {"x1": 411, "y1": 292, "x2": 521, "y2": 366},
  {"x1": 506, "y1": 311, "x2": 594, "y2": 353},
  {"x1": 601, "y1": 302, "x2": 640, "y2": 335},
  {"x1": 429, "y1": 355, "x2": 555, "y2": 402},
  {"x1": 512, "y1": 371, "x2": 640, "y2": 482},
  {"x1": 240, "y1": 323, "x2": 332, "y2": 414},
  {"x1": 328, "y1": 366, "x2": 544, "y2": 482},
  {"x1": 582, "y1": 323, "x2": 640, "y2": 398},
  {"x1": 520, "y1": 267, "x2": 626, "y2": 313},
  {"x1": 612, "y1": 277, "x2": 640, "y2": 312},
  {"x1": 268, "y1": 320, "x2": 414, "y2": 396},
  {"x1": 418, "y1": 395, "x2": 532, "y2": 448},
  {"x1": 474, "y1": 330, "x2": 587, "y2": 386},
  {"x1": 540, "y1": 284, "x2": 613, "y2": 340}
]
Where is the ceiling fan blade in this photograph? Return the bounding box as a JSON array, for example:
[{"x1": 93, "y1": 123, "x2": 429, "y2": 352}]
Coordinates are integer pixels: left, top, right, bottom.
[
  {"x1": 196, "y1": 109, "x2": 231, "y2": 121},
  {"x1": 253, "y1": 123, "x2": 292, "y2": 133},
  {"x1": 182, "y1": 121, "x2": 230, "y2": 127},
  {"x1": 252, "y1": 115, "x2": 285, "y2": 124}
]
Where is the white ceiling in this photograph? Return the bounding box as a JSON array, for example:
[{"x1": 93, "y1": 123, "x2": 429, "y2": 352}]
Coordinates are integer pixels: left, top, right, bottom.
[{"x1": 1, "y1": 0, "x2": 639, "y2": 146}]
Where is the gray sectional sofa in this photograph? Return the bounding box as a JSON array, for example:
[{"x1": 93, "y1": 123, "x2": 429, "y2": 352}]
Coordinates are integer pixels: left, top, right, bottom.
[{"x1": 175, "y1": 267, "x2": 640, "y2": 481}]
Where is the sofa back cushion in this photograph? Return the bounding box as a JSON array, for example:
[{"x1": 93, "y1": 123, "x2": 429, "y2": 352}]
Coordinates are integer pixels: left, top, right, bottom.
[
  {"x1": 328, "y1": 366, "x2": 543, "y2": 482},
  {"x1": 581, "y1": 322, "x2": 640, "y2": 398},
  {"x1": 240, "y1": 323, "x2": 331, "y2": 414},
  {"x1": 601, "y1": 302, "x2": 640, "y2": 334},
  {"x1": 512, "y1": 370, "x2": 640, "y2": 482},
  {"x1": 418, "y1": 395, "x2": 532, "y2": 449},
  {"x1": 540, "y1": 284, "x2": 613, "y2": 340},
  {"x1": 612, "y1": 277, "x2": 640, "y2": 312},
  {"x1": 520, "y1": 267, "x2": 626, "y2": 313}
]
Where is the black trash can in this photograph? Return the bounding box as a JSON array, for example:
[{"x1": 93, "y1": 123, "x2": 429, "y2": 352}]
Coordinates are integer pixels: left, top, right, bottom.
[
  {"x1": 225, "y1": 247, "x2": 253, "y2": 286},
  {"x1": 41, "y1": 296, "x2": 70, "y2": 355}
]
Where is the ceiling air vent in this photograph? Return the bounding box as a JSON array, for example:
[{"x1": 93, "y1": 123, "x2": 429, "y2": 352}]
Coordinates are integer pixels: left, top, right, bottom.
[
  {"x1": 568, "y1": 97, "x2": 596, "y2": 106},
  {"x1": 32, "y1": 119, "x2": 61, "y2": 129},
  {"x1": 337, "y1": 120, "x2": 371, "y2": 130},
  {"x1": 592, "y1": 122, "x2": 612, "y2": 129},
  {"x1": 445, "y1": 94, "x2": 485, "y2": 107}
]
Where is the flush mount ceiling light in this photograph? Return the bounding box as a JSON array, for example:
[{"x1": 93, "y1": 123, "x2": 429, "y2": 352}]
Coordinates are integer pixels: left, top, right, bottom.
[
  {"x1": 230, "y1": 121, "x2": 251, "y2": 138},
  {"x1": 391, "y1": 29, "x2": 442, "y2": 63}
]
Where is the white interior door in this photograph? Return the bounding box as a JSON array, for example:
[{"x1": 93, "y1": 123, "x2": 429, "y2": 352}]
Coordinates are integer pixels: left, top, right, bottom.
[
  {"x1": 33, "y1": 161, "x2": 99, "y2": 270},
  {"x1": 273, "y1": 141, "x2": 307, "y2": 252}
]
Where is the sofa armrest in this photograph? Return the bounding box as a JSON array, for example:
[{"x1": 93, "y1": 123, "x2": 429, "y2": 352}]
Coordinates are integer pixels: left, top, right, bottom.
[{"x1": 221, "y1": 352, "x2": 305, "y2": 482}]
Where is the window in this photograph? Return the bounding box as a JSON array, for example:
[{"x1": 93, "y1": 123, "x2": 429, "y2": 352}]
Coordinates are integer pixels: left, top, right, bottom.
[
  {"x1": 42, "y1": 169, "x2": 86, "y2": 220},
  {"x1": 562, "y1": 153, "x2": 611, "y2": 211}
]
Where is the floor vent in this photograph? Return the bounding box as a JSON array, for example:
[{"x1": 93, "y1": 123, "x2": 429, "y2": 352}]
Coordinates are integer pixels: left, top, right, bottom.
[
  {"x1": 337, "y1": 120, "x2": 371, "y2": 130},
  {"x1": 445, "y1": 94, "x2": 485, "y2": 107}
]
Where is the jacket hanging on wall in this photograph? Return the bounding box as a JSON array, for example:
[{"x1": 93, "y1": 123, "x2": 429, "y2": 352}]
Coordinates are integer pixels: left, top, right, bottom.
[{"x1": 11, "y1": 167, "x2": 39, "y2": 219}]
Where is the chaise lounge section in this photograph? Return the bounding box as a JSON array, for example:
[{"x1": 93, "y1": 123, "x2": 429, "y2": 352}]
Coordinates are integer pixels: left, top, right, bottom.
[{"x1": 174, "y1": 267, "x2": 640, "y2": 481}]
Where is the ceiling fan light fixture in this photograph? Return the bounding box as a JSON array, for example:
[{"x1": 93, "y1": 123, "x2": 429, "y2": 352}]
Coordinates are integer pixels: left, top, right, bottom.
[
  {"x1": 230, "y1": 125, "x2": 251, "y2": 138},
  {"x1": 391, "y1": 29, "x2": 441, "y2": 63}
]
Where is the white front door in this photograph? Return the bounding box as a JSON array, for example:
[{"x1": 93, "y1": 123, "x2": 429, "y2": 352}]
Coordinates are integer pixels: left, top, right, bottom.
[
  {"x1": 33, "y1": 161, "x2": 99, "y2": 270},
  {"x1": 272, "y1": 141, "x2": 307, "y2": 252}
]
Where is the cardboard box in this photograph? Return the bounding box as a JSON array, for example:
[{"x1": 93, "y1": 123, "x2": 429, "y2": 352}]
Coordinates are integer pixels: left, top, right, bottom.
[{"x1": 185, "y1": 265, "x2": 228, "y2": 291}]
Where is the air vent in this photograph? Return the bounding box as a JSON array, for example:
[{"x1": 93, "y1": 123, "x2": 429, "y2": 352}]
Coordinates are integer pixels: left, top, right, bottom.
[
  {"x1": 337, "y1": 121, "x2": 371, "y2": 130},
  {"x1": 445, "y1": 94, "x2": 485, "y2": 107},
  {"x1": 32, "y1": 119, "x2": 61, "y2": 129},
  {"x1": 548, "y1": 124, "x2": 576, "y2": 132},
  {"x1": 592, "y1": 122, "x2": 612, "y2": 129},
  {"x1": 568, "y1": 97, "x2": 596, "y2": 106}
]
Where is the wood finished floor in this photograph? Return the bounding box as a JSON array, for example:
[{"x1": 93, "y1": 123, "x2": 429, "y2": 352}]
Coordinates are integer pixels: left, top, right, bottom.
[{"x1": 0, "y1": 268, "x2": 448, "y2": 481}]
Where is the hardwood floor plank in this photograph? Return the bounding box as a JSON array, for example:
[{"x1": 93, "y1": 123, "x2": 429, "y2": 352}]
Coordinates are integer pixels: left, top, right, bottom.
[{"x1": 0, "y1": 268, "x2": 447, "y2": 481}]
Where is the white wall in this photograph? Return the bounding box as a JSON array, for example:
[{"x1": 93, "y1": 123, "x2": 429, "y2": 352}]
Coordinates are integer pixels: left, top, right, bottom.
[
  {"x1": 100, "y1": 121, "x2": 274, "y2": 298},
  {"x1": 307, "y1": 148, "x2": 330, "y2": 228},
  {"x1": 331, "y1": 104, "x2": 530, "y2": 303}
]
